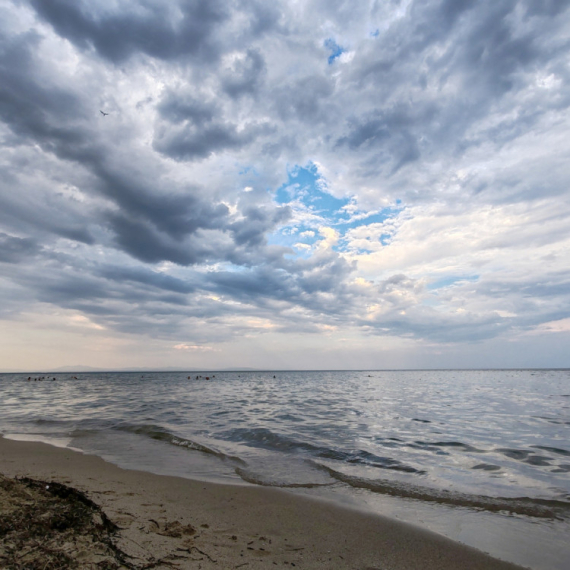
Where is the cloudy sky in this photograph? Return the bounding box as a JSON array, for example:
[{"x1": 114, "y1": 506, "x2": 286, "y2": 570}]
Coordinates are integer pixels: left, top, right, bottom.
[{"x1": 1, "y1": 0, "x2": 569, "y2": 371}]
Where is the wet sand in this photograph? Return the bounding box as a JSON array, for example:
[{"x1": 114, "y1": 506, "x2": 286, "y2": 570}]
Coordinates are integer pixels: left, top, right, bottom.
[{"x1": 0, "y1": 437, "x2": 528, "y2": 569}]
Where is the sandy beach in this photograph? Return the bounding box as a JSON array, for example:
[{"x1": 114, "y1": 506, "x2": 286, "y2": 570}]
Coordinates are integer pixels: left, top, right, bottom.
[{"x1": 0, "y1": 436, "x2": 528, "y2": 570}]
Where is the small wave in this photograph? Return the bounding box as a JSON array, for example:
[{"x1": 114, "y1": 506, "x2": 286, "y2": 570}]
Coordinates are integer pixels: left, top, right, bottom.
[
  {"x1": 531, "y1": 445, "x2": 570, "y2": 457},
  {"x1": 274, "y1": 413, "x2": 303, "y2": 422},
  {"x1": 221, "y1": 428, "x2": 424, "y2": 473},
  {"x1": 429, "y1": 441, "x2": 484, "y2": 452},
  {"x1": 411, "y1": 440, "x2": 484, "y2": 455},
  {"x1": 472, "y1": 463, "x2": 501, "y2": 471},
  {"x1": 310, "y1": 462, "x2": 570, "y2": 520},
  {"x1": 497, "y1": 448, "x2": 529, "y2": 460},
  {"x1": 533, "y1": 416, "x2": 570, "y2": 426},
  {"x1": 342, "y1": 450, "x2": 425, "y2": 474},
  {"x1": 235, "y1": 467, "x2": 336, "y2": 489},
  {"x1": 222, "y1": 427, "x2": 321, "y2": 453},
  {"x1": 117, "y1": 424, "x2": 245, "y2": 464},
  {"x1": 496, "y1": 448, "x2": 554, "y2": 466},
  {"x1": 33, "y1": 419, "x2": 74, "y2": 427},
  {"x1": 3, "y1": 433, "x2": 73, "y2": 449}
]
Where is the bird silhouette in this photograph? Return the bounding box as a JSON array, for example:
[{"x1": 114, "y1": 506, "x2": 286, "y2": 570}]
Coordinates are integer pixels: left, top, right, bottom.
[{"x1": 100, "y1": 110, "x2": 109, "y2": 116}]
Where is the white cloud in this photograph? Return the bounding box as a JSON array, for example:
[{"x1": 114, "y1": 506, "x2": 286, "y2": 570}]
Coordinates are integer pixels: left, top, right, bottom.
[
  {"x1": 0, "y1": 0, "x2": 569, "y2": 369},
  {"x1": 173, "y1": 344, "x2": 217, "y2": 352}
]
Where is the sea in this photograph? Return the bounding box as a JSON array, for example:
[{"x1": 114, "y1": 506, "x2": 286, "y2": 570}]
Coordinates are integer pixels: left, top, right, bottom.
[{"x1": 0, "y1": 369, "x2": 568, "y2": 570}]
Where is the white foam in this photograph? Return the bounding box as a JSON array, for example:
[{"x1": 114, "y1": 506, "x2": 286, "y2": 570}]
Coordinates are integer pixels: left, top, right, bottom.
[{"x1": 3, "y1": 433, "x2": 73, "y2": 449}]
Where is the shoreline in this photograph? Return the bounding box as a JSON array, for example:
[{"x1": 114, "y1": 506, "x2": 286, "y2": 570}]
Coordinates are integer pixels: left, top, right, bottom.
[{"x1": 0, "y1": 436, "x2": 527, "y2": 569}]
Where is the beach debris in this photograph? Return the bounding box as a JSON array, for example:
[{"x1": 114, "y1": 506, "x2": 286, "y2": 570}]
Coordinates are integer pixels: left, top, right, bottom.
[
  {"x1": 0, "y1": 473, "x2": 134, "y2": 569},
  {"x1": 148, "y1": 518, "x2": 196, "y2": 538}
]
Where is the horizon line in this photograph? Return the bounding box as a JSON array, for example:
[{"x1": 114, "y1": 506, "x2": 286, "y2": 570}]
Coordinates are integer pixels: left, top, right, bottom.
[{"x1": 1, "y1": 367, "x2": 569, "y2": 374}]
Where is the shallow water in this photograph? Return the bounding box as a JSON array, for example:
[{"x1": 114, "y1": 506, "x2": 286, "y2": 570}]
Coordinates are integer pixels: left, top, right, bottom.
[{"x1": 1, "y1": 369, "x2": 569, "y2": 569}]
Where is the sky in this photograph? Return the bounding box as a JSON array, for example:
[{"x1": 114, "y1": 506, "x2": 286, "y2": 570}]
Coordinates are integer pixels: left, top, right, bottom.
[{"x1": 1, "y1": 0, "x2": 570, "y2": 371}]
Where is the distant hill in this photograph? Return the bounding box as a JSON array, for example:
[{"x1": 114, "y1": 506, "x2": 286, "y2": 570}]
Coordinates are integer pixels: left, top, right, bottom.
[{"x1": 51, "y1": 365, "x2": 107, "y2": 372}]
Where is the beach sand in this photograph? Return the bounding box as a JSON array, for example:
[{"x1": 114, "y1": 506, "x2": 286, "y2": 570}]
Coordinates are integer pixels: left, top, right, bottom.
[{"x1": 0, "y1": 437, "x2": 527, "y2": 569}]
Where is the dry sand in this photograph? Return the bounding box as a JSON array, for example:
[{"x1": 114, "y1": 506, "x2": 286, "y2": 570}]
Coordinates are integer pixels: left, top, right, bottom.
[{"x1": 0, "y1": 436, "x2": 528, "y2": 569}]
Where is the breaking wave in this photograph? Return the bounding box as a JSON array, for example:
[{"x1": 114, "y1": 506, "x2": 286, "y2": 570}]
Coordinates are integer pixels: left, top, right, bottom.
[
  {"x1": 310, "y1": 461, "x2": 570, "y2": 520},
  {"x1": 234, "y1": 467, "x2": 335, "y2": 489},
  {"x1": 116, "y1": 424, "x2": 245, "y2": 464},
  {"x1": 220, "y1": 427, "x2": 424, "y2": 473}
]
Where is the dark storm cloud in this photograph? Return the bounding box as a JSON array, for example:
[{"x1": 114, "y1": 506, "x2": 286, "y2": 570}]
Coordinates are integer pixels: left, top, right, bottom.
[
  {"x1": 93, "y1": 166, "x2": 230, "y2": 241},
  {"x1": 240, "y1": 0, "x2": 283, "y2": 37},
  {"x1": 273, "y1": 75, "x2": 335, "y2": 123},
  {"x1": 28, "y1": 0, "x2": 228, "y2": 63},
  {"x1": 0, "y1": 233, "x2": 39, "y2": 263},
  {"x1": 208, "y1": 249, "x2": 357, "y2": 317},
  {"x1": 0, "y1": 20, "x2": 269, "y2": 268},
  {"x1": 105, "y1": 213, "x2": 203, "y2": 265},
  {"x1": 378, "y1": 274, "x2": 422, "y2": 295},
  {"x1": 30, "y1": 272, "x2": 110, "y2": 306},
  {"x1": 0, "y1": 51, "x2": 230, "y2": 251},
  {"x1": 0, "y1": 35, "x2": 233, "y2": 263},
  {"x1": 0, "y1": 189, "x2": 95, "y2": 246},
  {"x1": 229, "y1": 205, "x2": 291, "y2": 247},
  {"x1": 211, "y1": 267, "x2": 300, "y2": 303},
  {"x1": 154, "y1": 84, "x2": 276, "y2": 160},
  {"x1": 339, "y1": 0, "x2": 569, "y2": 180},
  {"x1": 437, "y1": 0, "x2": 477, "y2": 25},
  {"x1": 99, "y1": 265, "x2": 196, "y2": 295},
  {"x1": 475, "y1": 272, "x2": 570, "y2": 305},
  {"x1": 0, "y1": 31, "x2": 279, "y2": 270},
  {"x1": 221, "y1": 48, "x2": 266, "y2": 99},
  {"x1": 369, "y1": 310, "x2": 513, "y2": 343},
  {"x1": 4, "y1": 254, "x2": 197, "y2": 330},
  {"x1": 153, "y1": 120, "x2": 261, "y2": 161},
  {"x1": 336, "y1": 105, "x2": 425, "y2": 172},
  {"x1": 0, "y1": 0, "x2": 569, "y2": 354},
  {"x1": 157, "y1": 92, "x2": 218, "y2": 126},
  {"x1": 441, "y1": 3, "x2": 537, "y2": 96},
  {"x1": 523, "y1": 0, "x2": 568, "y2": 18},
  {"x1": 0, "y1": 30, "x2": 85, "y2": 143},
  {"x1": 295, "y1": 253, "x2": 355, "y2": 297}
]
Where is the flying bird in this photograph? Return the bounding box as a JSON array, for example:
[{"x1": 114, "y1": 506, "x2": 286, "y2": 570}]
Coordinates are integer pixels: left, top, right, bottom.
[{"x1": 100, "y1": 110, "x2": 109, "y2": 116}]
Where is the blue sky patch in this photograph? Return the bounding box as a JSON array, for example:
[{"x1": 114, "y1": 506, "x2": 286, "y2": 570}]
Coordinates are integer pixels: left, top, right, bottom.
[
  {"x1": 324, "y1": 38, "x2": 346, "y2": 64},
  {"x1": 275, "y1": 163, "x2": 350, "y2": 220},
  {"x1": 427, "y1": 275, "x2": 479, "y2": 291},
  {"x1": 271, "y1": 163, "x2": 401, "y2": 255}
]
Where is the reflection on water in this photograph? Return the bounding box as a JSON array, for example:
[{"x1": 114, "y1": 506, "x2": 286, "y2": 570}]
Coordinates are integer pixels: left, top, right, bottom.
[{"x1": 1, "y1": 369, "x2": 569, "y2": 569}]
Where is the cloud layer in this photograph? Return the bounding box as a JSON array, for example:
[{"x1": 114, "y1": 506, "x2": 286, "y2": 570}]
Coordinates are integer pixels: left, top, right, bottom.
[{"x1": 1, "y1": 0, "x2": 569, "y2": 369}]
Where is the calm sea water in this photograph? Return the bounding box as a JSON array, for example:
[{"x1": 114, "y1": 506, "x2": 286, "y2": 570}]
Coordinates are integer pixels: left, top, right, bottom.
[{"x1": 1, "y1": 369, "x2": 569, "y2": 569}]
